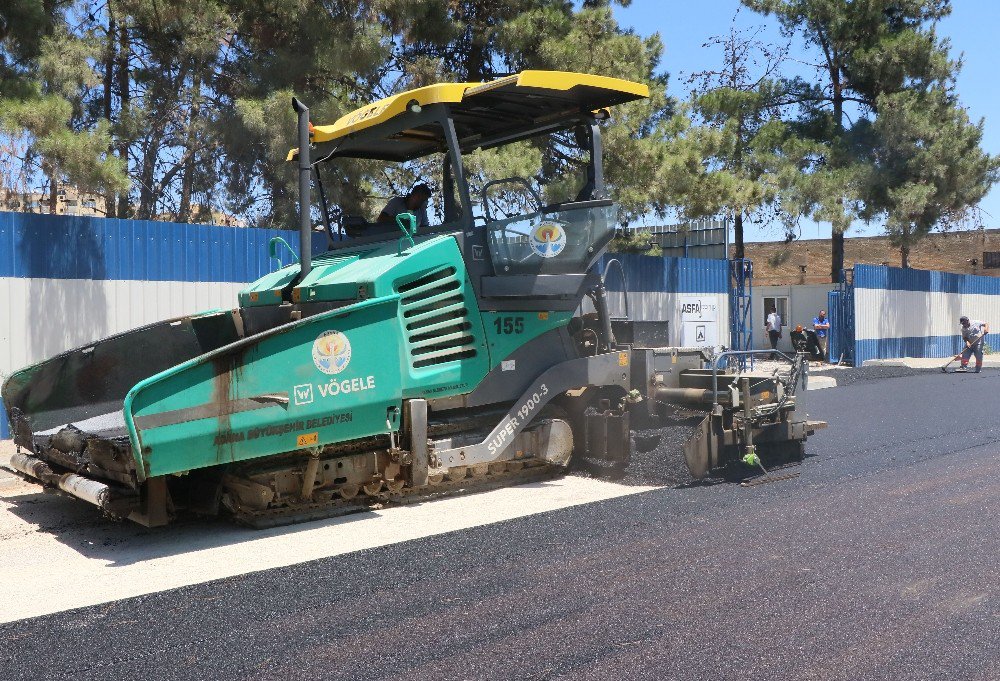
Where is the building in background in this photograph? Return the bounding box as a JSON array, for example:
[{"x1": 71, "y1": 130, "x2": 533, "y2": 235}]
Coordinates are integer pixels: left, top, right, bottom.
[
  {"x1": 623, "y1": 218, "x2": 729, "y2": 260},
  {"x1": 154, "y1": 205, "x2": 247, "y2": 228},
  {"x1": 1, "y1": 188, "x2": 107, "y2": 217},
  {"x1": 2, "y1": 188, "x2": 245, "y2": 226}
]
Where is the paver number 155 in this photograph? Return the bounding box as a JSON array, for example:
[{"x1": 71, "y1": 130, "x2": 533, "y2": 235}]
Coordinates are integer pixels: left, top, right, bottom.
[{"x1": 493, "y1": 316, "x2": 524, "y2": 334}]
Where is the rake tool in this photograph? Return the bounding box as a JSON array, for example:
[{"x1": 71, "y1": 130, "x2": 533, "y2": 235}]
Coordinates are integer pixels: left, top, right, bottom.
[{"x1": 941, "y1": 332, "x2": 985, "y2": 373}]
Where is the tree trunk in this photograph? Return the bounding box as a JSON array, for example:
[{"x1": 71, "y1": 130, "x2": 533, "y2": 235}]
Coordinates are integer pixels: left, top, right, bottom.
[
  {"x1": 462, "y1": 4, "x2": 488, "y2": 81},
  {"x1": 103, "y1": 11, "x2": 117, "y2": 218},
  {"x1": 734, "y1": 211, "x2": 745, "y2": 260},
  {"x1": 115, "y1": 18, "x2": 131, "y2": 218},
  {"x1": 177, "y1": 74, "x2": 201, "y2": 222},
  {"x1": 136, "y1": 129, "x2": 164, "y2": 220},
  {"x1": 900, "y1": 243, "x2": 910, "y2": 269},
  {"x1": 48, "y1": 174, "x2": 58, "y2": 214},
  {"x1": 831, "y1": 230, "x2": 844, "y2": 282},
  {"x1": 464, "y1": 38, "x2": 487, "y2": 81},
  {"x1": 830, "y1": 60, "x2": 846, "y2": 282}
]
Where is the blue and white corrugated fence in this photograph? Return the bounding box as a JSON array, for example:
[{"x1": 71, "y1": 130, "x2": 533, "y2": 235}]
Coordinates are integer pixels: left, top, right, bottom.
[
  {"x1": 598, "y1": 253, "x2": 730, "y2": 346},
  {"x1": 852, "y1": 263, "x2": 1000, "y2": 365},
  {"x1": 0, "y1": 211, "x2": 327, "y2": 438}
]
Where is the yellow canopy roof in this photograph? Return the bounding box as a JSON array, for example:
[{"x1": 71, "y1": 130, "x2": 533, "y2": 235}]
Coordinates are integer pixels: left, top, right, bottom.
[{"x1": 288, "y1": 70, "x2": 649, "y2": 162}]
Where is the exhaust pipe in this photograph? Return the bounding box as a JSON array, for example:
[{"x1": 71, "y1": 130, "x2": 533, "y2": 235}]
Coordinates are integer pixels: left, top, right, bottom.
[{"x1": 292, "y1": 96, "x2": 312, "y2": 283}]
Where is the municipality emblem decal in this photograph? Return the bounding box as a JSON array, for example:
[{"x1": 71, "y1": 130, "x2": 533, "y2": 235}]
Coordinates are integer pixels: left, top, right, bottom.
[
  {"x1": 530, "y1": 221, "x2": 567, "y2": 258},
  {"x1": 312, "y1": 330, "x2": 352, "y2": 375}
]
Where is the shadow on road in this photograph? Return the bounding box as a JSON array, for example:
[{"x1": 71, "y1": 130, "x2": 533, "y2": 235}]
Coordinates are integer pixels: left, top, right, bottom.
[{"x1": 0, "y1": 474, "x2": 567, "y2": 566}]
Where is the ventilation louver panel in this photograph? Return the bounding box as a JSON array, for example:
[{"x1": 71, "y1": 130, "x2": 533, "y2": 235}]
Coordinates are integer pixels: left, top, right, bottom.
[{"x1": 398, "y1": 267, "x2": 477, "y2": 368}]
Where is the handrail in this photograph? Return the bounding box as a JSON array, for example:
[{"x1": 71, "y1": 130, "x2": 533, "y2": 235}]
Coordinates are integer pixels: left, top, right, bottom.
[
  {"x1": 268, "y1": 236, "x2": 299, "y2": 268},
  {"x1": 602, "y1": 257, "x2": 630, "y2": 321},
  {"x1": 710, "y1": 349, "x2": 796, "y2": 410},
  {"x1": 396, "y1": 212, "x2": 417, "y2": 255}
]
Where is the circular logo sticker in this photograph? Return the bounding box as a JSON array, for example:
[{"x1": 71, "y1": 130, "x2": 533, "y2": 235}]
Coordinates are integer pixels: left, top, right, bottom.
[
  {"x1": 530, "y1": 222, "x2": 567, "y2": 258},
  {"x1": 312, "y1": 330, "x2": 352, "y2": 375}
]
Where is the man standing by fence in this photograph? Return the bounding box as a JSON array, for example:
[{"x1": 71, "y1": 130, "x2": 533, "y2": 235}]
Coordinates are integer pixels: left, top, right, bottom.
[
  {"x1": 813, "y1": 309, "x2": 830, "y2": 361},
  {"x1": 956, "y1": 316, "x2": 990, "y2": 373},
  {"x1": 765, "y1": 306, "x2": 782, "y2": 359}
]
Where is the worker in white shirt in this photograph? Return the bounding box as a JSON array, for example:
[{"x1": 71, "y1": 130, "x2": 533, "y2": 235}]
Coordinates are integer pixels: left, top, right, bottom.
[{"x1": 765, "y1": 306, "x2": 782, "y2": 359}]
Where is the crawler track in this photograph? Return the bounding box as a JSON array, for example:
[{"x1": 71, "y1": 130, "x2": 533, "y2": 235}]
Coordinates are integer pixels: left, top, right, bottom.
[{"x1": 232, "y1": 460, "x2": 560, "y2": 528}]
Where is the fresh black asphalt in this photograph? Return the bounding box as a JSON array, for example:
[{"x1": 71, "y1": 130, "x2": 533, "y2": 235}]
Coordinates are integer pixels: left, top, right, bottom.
[{"x1": 2, "y1": 370, "x2": 999, "y2": 680}]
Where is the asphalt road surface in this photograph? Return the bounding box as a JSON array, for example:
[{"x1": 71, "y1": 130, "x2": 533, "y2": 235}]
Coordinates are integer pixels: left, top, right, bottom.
[{"x1": 2, "y1": 370, "x2": 999, "y2": 680}]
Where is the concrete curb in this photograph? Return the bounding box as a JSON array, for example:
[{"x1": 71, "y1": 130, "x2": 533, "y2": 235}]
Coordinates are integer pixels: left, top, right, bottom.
[
  {"x1": 807, "y1": 375, "x2": 838, "y2": 390},
  {"x1": 862, "y1": 357, "x2": 1000, "y2": 369}
]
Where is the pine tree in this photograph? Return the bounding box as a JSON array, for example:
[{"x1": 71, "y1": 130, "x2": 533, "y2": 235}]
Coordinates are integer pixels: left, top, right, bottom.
[
  {"x1": 496, "y1": 2, "x2": 670, "y2": 222},
  {"x1": 0, "y1": 9, "x2": 128, "y2": 212},
  {"x1": 743, "y1": 0, "x2": 965, "y2": 280},
  {"x1": 866, "y1": 87, "x2": 998, "y2": 267},
  {"x1": 678, "y1": 26, "x2": 800, "y2": 260}
]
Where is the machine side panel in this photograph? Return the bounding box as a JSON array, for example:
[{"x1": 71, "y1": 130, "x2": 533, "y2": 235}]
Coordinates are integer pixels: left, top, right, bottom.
[
  {"x1": 385, "y1": 238, "x2": 492, "y2": 399},
  {"x1": 480, "y1": 311, "x2": 574, "y2": 369},
  {"x1": 463, "y1": 327, "x2": 578, "y2": 408}
]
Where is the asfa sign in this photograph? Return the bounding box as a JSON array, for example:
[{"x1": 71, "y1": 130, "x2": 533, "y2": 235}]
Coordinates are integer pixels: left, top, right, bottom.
[
  {"x1": 679, "y1": 296, "x2": 719, "y2": 347},
  {"x1": 679, "y1": 296, "x2": 718, "y2": 322}
]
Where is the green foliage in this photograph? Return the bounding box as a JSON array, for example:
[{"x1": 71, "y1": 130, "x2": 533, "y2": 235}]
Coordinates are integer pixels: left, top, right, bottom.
[
  {"x1": 767, "y1": 247, "x2": 791, "y2": 267},
  {"x1": 0, "y1": 21, "x2": 128, "y2": 202},
  {"x1": 866, "y1": 87, "x2": 1000, "y2": 265},
  {"x1": 0, "y1": 0, "x2": 993, "y2": 256},
  {"x1": 741, "y1": 0, "x2": 995, "y2": 272},
  {"x1": 665, "y1": 27, "x2": 804, "y2": 257},
  {"x1": 507, "y1": 5, "x2": 671, "y2": 222},
  {"x1": 0, "y1": 0, "x2": 53, "y2": 96},
  {"x1": 608, "y1": 228, "x2": 663, "y2": 256}
]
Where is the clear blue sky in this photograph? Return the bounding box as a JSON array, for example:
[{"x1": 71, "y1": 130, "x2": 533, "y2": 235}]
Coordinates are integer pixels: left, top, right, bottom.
[{"x1": 612, "y1": 1, "x2": 1000, "y2": 242}]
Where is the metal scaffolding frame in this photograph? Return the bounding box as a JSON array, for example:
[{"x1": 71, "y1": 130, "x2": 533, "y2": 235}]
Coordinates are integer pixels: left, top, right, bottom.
[
  {"x1": 834, "y1": 267, "x2": 856, "y2": 365},
  {"x1": 728, "y1": 258, "x2": 754, "y2": 369}
]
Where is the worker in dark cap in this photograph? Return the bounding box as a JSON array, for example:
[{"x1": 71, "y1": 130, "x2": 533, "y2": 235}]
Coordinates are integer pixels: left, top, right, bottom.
[
  {"x1": 957, "y1": 315, "x2": 990, "y2": 373},
  {"x1": 377, "y1": 183, "x2": 432, "y2": 230}
]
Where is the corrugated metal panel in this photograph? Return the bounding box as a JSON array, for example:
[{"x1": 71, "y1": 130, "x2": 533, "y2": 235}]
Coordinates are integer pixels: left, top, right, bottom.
[
  {"x1": 0, "y1": 211, "x2": 338, "y2": 438},
  {"x1": 1, "y1": 219, "x2": 736, "y2": 437},
  {"x1": 0, "y1": 211, "x2": 330, "y2": 282},
  {"x1": 677, "y1": 257, "x2": 728, "y2": 293},
  {"x1": 855, "y1": 263, "x2": 1000, "y2": 295},
  {"x1": 855, "y1": 336, "x2": 966, "y2": 365},
  {"x1": 598, "y1": 253, "x2": 728, "y2": 294},
  {"x1": 827, "y1": 290, "x2": 841, "y2": 361},
  {"x1": 852, "y1": 263, "x2": 1000, "y2": 364},
  {"x1": 592, "y1": 253, "x2": 729, "y2": 349}
]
